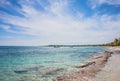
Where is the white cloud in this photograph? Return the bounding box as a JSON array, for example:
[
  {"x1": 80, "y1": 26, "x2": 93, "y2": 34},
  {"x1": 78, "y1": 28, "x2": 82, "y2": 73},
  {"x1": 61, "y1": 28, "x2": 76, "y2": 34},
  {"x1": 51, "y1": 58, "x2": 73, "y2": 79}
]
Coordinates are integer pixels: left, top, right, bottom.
[
  {"x1": 0, "y1": 0, "x2": 120, "y2": 45},
  {"x1": 1, "y1": 25, "x2": 17, "y2": 33},
  {"x1": 105, "y1": 0, "x2": 120, "y2": 5},
  {"x1": 0, "y1": 0, "x2": 11, "y2": 6},
  {"x1": 88, "y1": 0, "x2": 120, "y2": 9}
]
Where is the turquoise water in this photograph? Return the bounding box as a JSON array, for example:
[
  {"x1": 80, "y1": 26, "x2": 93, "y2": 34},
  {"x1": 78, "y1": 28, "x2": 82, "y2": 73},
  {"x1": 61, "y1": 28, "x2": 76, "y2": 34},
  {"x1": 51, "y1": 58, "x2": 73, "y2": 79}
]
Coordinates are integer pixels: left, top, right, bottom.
[{"x1": 0, "y1": 46, "x2": 107, "y2": 81}]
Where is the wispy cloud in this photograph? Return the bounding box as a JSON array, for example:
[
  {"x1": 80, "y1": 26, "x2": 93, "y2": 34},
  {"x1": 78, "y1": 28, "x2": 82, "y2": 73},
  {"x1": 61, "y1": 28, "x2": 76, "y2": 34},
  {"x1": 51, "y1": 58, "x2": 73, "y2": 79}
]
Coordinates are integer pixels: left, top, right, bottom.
[
  {"x1": 0, "y1": 0, "x2": 120, "y2": 45},
  {"x1": 88, "y1": 0, "x2": 120, "y2": 9}
]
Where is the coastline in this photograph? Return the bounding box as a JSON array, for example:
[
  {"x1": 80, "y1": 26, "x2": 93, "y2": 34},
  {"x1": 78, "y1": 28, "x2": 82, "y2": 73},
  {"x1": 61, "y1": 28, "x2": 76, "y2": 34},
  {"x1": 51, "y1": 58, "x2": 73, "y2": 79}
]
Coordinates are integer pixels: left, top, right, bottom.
[
  {"x1": 0, "y1": 46, "x2": 108, "y2": 81},
  {"x1": 91, "y1": 46, "x2": 120, "y2": 81},
  {"x1": 55, "y1": 46, "x2": 120, "y2": 81}
]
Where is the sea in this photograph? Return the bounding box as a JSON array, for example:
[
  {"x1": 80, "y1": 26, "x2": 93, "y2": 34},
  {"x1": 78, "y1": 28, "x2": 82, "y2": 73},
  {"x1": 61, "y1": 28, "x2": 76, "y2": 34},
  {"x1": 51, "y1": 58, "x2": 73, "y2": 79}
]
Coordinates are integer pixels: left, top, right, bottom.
[{"x1": 0, "y1": 46, "x2": 108, "y2": 81}]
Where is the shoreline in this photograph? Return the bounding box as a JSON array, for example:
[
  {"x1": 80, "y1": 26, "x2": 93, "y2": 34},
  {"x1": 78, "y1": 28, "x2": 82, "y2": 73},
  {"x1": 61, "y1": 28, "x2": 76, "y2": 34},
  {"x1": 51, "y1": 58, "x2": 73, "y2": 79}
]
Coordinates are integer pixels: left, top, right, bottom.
[
  {"x1": 55, "y1": 46, "x2": 120, "y2": 81},
  {"x1": 91, "y1": 46, "x2": 120, "y2": 81}
]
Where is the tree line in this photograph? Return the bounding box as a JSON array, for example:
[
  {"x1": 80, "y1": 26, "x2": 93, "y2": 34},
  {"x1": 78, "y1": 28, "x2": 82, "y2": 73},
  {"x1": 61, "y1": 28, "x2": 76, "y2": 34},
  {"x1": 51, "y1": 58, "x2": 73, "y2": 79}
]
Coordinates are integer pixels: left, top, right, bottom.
[{"x1": 103, "y1": 38, "x2": 120, "y2": 46}]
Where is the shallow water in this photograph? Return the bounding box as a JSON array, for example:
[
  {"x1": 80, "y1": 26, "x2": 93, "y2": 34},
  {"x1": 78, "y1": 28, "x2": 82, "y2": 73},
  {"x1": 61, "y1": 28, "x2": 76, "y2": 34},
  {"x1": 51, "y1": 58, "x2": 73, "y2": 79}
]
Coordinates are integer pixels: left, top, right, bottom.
[{"x1": 0, "y1": 46, "x2": 107, "y2": 81}]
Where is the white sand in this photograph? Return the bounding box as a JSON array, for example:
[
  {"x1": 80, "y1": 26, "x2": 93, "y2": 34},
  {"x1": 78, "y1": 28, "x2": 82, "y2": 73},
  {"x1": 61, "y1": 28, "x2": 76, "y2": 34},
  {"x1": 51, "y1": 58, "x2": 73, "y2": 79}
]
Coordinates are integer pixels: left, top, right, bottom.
[{"x1": 91, "y1": 48, "x2": 120, "y2": 81}]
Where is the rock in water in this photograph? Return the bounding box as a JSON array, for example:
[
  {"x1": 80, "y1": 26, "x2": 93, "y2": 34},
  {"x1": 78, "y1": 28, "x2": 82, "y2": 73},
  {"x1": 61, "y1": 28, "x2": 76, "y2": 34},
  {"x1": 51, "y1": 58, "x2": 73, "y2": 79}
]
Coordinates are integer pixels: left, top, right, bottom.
[{"x1": 14, "y1": 70, "x2": 28, "y2": 74}]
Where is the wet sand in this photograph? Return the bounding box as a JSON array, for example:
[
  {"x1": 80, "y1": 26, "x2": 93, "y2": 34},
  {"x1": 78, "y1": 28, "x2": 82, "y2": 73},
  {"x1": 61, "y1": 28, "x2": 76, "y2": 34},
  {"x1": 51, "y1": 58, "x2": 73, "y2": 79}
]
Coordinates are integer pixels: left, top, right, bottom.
[{"x1": 56, "y1": 46, "x2": 120, "y2": 81}]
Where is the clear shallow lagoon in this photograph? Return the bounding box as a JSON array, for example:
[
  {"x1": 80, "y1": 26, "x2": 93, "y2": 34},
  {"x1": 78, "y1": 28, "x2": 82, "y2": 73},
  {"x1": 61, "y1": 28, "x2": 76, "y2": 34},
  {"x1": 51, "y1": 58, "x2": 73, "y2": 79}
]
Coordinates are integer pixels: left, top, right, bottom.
[{"x1": 0, "y1": 46, "x2": 107, "y2": 81}]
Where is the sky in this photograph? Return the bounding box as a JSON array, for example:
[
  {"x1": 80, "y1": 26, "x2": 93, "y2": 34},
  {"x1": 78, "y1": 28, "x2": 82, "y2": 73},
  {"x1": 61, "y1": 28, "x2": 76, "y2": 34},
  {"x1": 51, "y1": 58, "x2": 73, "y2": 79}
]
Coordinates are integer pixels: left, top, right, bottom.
[{"x1": 0, "y1": 0, "x2": 120, "y2": 46}]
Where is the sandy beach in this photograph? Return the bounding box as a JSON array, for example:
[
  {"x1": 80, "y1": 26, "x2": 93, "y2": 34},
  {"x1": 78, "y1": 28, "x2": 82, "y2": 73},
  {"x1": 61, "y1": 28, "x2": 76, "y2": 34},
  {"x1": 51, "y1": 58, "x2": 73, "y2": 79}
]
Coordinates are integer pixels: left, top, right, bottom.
[
  {"x1": 56, "y1": 46, "x2": 120, "y2": 81},
  {"x1": 92, "y1": 47, "x2": 120, "y2": 81}
]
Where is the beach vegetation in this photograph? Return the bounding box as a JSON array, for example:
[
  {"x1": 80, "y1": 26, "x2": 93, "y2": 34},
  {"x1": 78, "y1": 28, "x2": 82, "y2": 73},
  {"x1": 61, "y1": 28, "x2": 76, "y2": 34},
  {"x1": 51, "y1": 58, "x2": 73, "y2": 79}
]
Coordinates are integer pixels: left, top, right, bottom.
[{"x1": 104, "y1": 38, "x2": 120, "y2": 46}]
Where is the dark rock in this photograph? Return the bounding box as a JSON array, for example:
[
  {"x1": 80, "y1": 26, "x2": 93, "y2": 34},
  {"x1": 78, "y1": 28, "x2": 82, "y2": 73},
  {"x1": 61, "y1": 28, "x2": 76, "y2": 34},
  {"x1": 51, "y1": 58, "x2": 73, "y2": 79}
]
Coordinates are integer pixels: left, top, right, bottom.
[{"x1": 14, "y1": 70, "x2": 28, "y2": 74}]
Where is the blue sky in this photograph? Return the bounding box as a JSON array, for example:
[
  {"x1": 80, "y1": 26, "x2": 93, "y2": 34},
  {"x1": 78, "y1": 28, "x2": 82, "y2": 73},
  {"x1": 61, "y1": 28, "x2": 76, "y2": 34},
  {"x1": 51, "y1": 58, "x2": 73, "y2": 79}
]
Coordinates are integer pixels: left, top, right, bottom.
[{"x1": 0, "y1": 0, "x2": 120, "y2": 46}]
